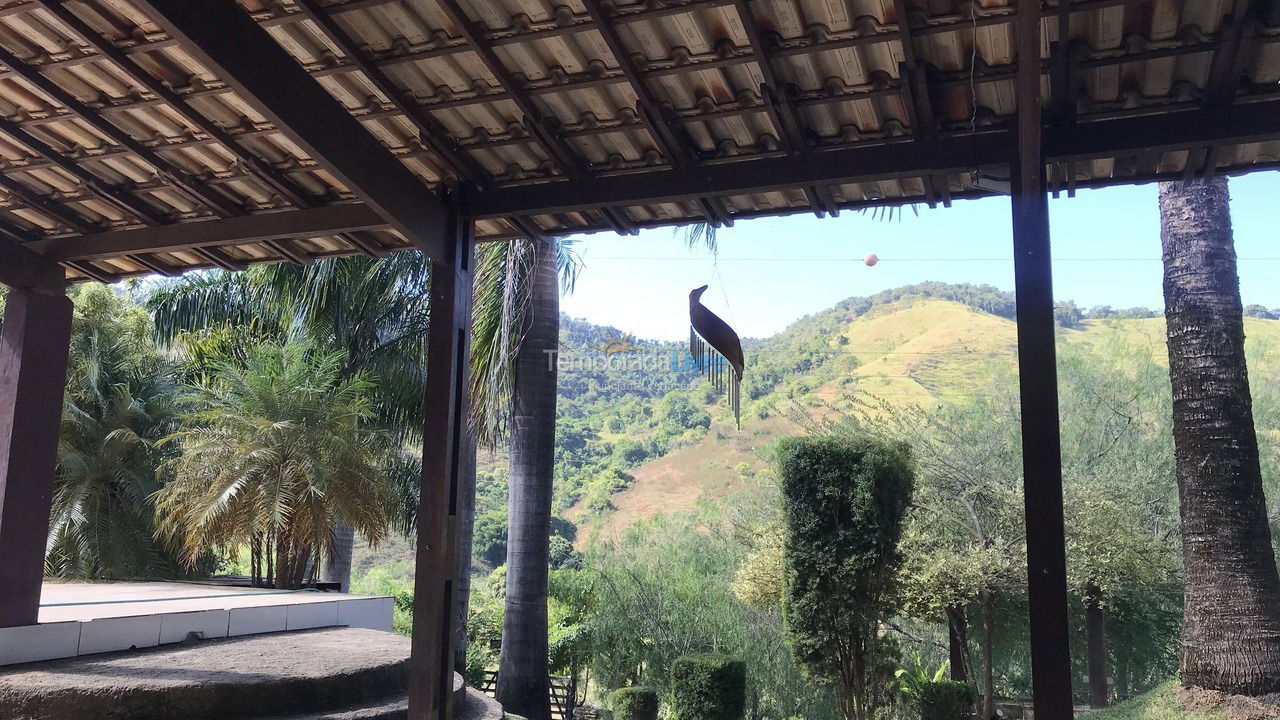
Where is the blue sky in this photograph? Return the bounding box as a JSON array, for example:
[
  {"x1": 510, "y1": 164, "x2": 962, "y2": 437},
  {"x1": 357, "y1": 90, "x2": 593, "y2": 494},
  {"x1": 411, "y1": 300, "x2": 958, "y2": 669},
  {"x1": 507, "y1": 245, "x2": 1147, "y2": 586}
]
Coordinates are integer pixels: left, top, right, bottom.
[{"x1": 560, "y1": 171, "x2": 1280, "y2": 341}]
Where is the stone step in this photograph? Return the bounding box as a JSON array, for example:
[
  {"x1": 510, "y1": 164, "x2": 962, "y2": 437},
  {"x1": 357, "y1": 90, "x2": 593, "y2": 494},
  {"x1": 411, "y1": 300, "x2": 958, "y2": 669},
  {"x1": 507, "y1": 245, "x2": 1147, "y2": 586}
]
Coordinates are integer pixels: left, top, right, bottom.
[
  {"x1": 0, "y1": 627, "x2": 410, "y2": 720},
  {"x1": 270, "y1": 685, "x2": 503, "y2": 720}
]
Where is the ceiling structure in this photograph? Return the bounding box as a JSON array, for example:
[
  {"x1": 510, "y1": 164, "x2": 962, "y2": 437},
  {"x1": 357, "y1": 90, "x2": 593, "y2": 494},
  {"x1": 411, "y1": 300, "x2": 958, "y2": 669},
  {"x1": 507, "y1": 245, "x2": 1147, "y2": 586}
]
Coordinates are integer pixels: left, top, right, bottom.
[{"x1": 0, "y1": 0, "x2": 1276, "y2": 283}]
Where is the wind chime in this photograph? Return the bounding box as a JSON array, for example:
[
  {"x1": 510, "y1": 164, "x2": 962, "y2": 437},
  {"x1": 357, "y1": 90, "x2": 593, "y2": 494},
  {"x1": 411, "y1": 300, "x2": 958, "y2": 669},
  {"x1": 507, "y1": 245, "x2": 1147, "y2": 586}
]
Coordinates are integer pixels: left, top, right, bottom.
[{"x1": 689, "y1": 285, "x2": 745, "y2": 428}]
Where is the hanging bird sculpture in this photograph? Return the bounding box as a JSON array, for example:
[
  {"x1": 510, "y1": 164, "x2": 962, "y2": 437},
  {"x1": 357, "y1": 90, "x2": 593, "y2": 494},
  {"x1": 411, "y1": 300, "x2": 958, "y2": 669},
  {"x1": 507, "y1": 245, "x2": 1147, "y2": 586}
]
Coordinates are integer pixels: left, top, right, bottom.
[{"x1": 689, "y1": 285, "x2": 745, "y2": 428}]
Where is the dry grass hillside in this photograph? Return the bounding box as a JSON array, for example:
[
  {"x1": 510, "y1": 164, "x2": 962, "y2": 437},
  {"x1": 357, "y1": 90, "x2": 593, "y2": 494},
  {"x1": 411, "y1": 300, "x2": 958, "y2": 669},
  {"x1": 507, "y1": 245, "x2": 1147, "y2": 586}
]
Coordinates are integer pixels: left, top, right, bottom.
[{"x1": 571, "y1": 298, "x2": 1280, "y2": 548}]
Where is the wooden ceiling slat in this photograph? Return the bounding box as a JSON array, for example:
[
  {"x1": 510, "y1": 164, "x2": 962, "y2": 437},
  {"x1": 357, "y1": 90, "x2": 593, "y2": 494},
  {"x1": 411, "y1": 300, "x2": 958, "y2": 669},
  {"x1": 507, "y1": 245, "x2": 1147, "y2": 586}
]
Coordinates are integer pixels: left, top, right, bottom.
[{"x1": 0, "y1": 44, "x2": 241, "y2": 218}]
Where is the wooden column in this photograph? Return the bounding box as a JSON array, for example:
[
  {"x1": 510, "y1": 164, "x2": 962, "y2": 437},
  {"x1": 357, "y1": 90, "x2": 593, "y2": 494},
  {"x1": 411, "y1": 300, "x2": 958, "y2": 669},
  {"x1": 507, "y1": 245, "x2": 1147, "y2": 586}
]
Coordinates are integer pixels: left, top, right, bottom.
[
  {"x1": 409, "y1": 202, "x2": 474, "y2": 720},
  {"x1": 1011, "y1": 0, "x2": 1074, "y2": 716},
  {"x1": 0, "y1": 285, "x2": 73, "y2": 628}
]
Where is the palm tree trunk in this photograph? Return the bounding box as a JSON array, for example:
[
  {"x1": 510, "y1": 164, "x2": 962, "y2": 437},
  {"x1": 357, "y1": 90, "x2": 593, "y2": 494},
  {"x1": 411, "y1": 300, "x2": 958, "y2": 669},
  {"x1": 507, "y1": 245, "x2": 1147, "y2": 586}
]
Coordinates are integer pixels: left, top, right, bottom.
[
  {"x1": 1160, "y1": 178, "x2": 1280, "y2": 694},
  {"x1": 321, "y1": 524, "x2": 354, "y2": 592},
  {"x1": 1085, "y1": 582, "x2": 1107, "y2": 707},
  {"x1": 455, "y1": 434, "x2": 478, "y2": 674},
  {"x1": 496, "y1": 238, "x2": 559, "y2": 720}
]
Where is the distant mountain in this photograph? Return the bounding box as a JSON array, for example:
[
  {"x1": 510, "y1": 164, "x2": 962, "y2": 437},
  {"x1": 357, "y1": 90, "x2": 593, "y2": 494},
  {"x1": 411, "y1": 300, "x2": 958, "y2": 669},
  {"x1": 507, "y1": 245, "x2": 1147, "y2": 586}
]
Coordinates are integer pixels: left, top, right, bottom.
[{"x1": 565, "y1": 285, "x2": 1280, "y2": 547}]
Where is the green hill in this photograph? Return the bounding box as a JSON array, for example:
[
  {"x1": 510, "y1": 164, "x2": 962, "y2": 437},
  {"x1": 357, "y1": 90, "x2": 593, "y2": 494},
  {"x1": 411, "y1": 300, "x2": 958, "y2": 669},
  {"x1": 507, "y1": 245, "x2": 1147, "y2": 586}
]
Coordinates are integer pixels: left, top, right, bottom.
[
  {"x1": 354, "y1": 282, "x2": 1280, "y2": 570},
  {"x1": 568, "y1": 288, "x2": 1280, "y2": 547}
]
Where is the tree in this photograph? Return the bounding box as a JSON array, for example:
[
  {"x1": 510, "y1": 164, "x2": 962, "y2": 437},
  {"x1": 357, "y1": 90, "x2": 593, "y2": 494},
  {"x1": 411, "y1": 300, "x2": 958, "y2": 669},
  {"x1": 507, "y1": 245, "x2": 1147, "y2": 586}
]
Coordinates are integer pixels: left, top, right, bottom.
[
  {"x1": 1056, "y1": 346, "x2": 1179, "y2": 708},
  {"x1": 776, "y1": 434, "x2": 914, "y2": 720},
  {"x1": 1159, "y1": 178, "x2": 1280, "y2": 694},
  {"x1": 149, "y1": 254, "x2": 433, "y2": 591},
  {"x1": 840, "y1": 396, "x2": 1023, "y2": 719},
  {"x1": 46, "y1": 285, "x2": 184, "y2": 579},
  {"x1": 582, "y1": 508, "x2": 840, "y2": 720},
  {"x1": 154, "y1": 342, "x2": 395, "y2": 589},
  {"x1": 496, "y1": 236, "x2": 563, "y2": 720}
]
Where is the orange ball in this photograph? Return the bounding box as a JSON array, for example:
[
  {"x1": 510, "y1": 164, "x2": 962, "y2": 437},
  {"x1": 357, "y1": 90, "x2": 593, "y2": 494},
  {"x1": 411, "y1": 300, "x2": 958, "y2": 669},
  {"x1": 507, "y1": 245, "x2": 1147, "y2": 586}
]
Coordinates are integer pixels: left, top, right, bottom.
[{"x1": 864, "y1": 252, "x2": 879, "y2": 267}]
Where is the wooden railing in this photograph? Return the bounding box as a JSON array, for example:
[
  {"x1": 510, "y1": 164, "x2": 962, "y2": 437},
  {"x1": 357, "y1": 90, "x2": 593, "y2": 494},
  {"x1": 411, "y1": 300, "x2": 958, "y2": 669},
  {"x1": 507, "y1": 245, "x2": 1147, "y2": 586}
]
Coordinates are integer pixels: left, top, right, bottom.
[{"x1": 479, "y1": 672, "x2": 576, "y2": 720}]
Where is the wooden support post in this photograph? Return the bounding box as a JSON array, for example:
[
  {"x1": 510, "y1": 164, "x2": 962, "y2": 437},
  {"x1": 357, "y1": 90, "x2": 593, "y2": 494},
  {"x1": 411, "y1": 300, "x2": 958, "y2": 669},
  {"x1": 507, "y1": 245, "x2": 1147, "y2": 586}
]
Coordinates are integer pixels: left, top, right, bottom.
[
  {"x1": 1012, "y1": 0, "x2": 1074, "y2": 717},
  {"x1": 0, "y1": 286, "x2": 73, "y2": 628},
  {"x1": 408, "y1": 200, "x2": 474, "y2": 720}
]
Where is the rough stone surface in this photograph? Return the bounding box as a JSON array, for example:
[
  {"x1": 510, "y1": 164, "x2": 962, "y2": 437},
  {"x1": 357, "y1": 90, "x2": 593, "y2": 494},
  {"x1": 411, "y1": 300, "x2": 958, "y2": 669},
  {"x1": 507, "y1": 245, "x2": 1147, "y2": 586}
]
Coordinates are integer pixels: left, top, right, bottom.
[
  {"x1": 271, "y1": 686, "x2": 502, "y2": 720},
  {"x1": 0, "y1": 628, "x2": 410, "y2": 720}
]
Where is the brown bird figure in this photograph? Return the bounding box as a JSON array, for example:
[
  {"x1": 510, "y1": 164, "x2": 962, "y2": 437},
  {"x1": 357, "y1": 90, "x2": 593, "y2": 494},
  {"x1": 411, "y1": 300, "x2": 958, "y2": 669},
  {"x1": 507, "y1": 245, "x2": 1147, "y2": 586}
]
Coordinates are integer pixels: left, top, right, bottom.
[{"x1": 689, "y1": 285, "x2": 744, "y2": 380}]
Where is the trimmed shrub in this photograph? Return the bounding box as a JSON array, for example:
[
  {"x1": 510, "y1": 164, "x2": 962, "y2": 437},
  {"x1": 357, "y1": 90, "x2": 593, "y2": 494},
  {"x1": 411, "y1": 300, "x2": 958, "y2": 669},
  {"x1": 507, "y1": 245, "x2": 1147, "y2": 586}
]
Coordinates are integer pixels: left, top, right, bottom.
[
  {"x1": 671, "y1": 654, "x2": 746, "y2": 720},
  {"x1": 917, "y1": 680, "x2": 975, "y2": 720},
  {"x1": 610, "y1": 687, "x2": 659, "y2": 720}
]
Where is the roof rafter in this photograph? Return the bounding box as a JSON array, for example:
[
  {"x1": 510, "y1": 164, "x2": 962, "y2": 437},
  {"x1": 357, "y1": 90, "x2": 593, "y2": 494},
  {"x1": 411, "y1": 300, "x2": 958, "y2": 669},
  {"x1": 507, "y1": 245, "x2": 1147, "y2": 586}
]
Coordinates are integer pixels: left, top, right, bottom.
[
  {"x1": 28, "y1": 203, "x2": 388, "y2": 262},
  {"x1": 891, "y1": 0, "x2": 947, "y2": 208},
  {"x1": 130, "y1": 0, "x2": 451, "y2": 262},
  {"x1": 470, "y1": 99, "x2": 1280, "y2": 219},
  {"x1": 583, "y1": 0, "x2": 731, "y2": 228},
  {"x1": 1195, "y1": 0, "x2": 1255, "y2": 180},
  {"x1": 731, "y1": 0, "x2": 839, "y2": 217},
  {"x1": 283, "y1": 0, "x2": 573, "y2": 239}
]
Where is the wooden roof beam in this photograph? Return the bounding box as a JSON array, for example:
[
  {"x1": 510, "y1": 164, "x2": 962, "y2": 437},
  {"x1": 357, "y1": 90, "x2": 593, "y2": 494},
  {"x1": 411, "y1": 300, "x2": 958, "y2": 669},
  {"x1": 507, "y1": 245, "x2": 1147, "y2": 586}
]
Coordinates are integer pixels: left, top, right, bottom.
[
  {"x1": 1194, "y1": 0, "x2": 1256, "y2": 180},
  {"x1": 470, "y1": 99, "x2": 1280, "y2": 218},
  {"x1": 132, "y1": 0, "x2": 451, "y2": 262},
  {"x1": 0, "y1": 236, "x2": 62, "y2": 291},
  {"x1": 26, "y1": 203, "x2": 388, "y2": 262}
]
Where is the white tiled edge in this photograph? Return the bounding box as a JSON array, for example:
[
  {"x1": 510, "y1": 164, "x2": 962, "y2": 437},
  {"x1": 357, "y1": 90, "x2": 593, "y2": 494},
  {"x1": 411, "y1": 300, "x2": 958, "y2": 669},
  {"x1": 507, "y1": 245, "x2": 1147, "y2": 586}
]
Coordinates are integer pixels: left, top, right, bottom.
[
  {"x1": 338, "y1": 597, "x2": 394, "y2": 633},
  {"x1": 78, "y1": 615, "x2": 162, "y2": 655},
  {"x1": 2, "y1": 596, "x2": 393, "y2": 667},
  {"x1": 285, "y1": 601, "x2": 339, "y2": 631},
  {"x1": 159, "y1": 610, "x2": 231, "y2": 644},
  {"x1": 0, "y1": 622, "x2": 81, "y2": 665}
]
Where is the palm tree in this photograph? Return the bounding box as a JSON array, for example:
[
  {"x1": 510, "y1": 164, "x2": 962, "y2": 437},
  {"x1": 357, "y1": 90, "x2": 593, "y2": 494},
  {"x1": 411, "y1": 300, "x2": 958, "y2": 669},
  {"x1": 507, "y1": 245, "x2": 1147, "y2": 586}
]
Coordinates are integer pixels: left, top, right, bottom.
[
  {"x1": 494, "y1": 236, "x2": 562, "y2": 720},
  {"x1": 1159, "y1": 178, "x2": 1280, "y2": 693},
  {"x1": 148, "y1": 254, "x2": 432, "y2": 590},
  {"x1": 473, "y1": 228, "x2": 704, "y2": 719},
  {"x1": 47, "y1": 285, "x2": 183, "y2": 579},
  {"x1": 154, "y1": 342, "x2": 396, "y2": 589}
]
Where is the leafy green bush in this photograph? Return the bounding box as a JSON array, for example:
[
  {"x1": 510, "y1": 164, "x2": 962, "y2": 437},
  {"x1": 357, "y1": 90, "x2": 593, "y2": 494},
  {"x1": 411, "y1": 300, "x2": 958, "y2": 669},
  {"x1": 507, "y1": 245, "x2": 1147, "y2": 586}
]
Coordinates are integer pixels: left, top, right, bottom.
[
  {"x1": 610, "y1": 687, "x2": 659, "y2": 720},
  {"x1": 776, "y1": 434, "x2": 914, "y2": 720},
  {"x1": 671, "y1": 654, "x2": 746, "y2": 720},
  {"x1": 917, "y1": 680, "x2": 974, "y2": 720}
]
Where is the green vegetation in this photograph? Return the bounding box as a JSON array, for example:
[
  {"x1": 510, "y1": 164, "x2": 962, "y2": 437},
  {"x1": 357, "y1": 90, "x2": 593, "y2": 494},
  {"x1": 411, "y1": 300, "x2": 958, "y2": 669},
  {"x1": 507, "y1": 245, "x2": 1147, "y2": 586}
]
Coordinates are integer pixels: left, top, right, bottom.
[
  {"x1": 609, "y1": 687, "x2": 658, "y2": 720},
  {"x1": 1084, "y1": 683, "x2": 1228, "y2": 720},
  {"x1": 46, "y1": 285, "x2": 186, "y2": 579},
  {"x1": 42, "y1": 274, "x2": 1280, "y2": 717},
  {"x1": 155, "y1": 342, "x2": 396, "y2": 589},
  {"x1": 777, "y1": 435, "x2": 914, "y2": 720},
  {"x1": 915, "y1": 681, "x2": 975, "y2": 720},
  {"x1": 670, "y1": 654, "x2": 746, "y2": 720}
]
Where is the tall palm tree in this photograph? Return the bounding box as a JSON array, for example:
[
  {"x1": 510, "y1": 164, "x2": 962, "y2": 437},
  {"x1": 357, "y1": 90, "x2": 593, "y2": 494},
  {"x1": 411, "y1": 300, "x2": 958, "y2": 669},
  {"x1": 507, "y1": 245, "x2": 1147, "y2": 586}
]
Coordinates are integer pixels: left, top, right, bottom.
[
  {"x1": 1159, "y1": 178, "x2": 1280, "y2": 693},
  {"x1": 155, "y1": 342, "x2": 395, "y2": 589},
  {"x1": 494, "y1": 236, "x2": 562, "y2": 720},
  {"x1": 47, "y1": 285, "x2": 183, "y2": 579},
  {"x1": 474, "y1": 227, "x2": 706, "y2": 718}
]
